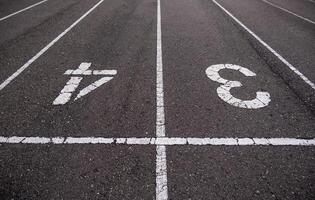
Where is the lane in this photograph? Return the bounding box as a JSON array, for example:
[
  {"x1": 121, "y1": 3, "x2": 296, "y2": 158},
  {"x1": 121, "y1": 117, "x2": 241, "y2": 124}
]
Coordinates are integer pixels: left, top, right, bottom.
[
  {"x1": 0, "y1": 145, "x2": 155, "y2": 199},
  {"x1": 0, "y1": 0, "x2": 42, "y2": 18},
  {"x1": 0, "y1": 0, "x2": 314, "y2": 199},
  {"x1": 0, "y1": 0, "x2": 157, "y2": 198},
  {"x1": 161, "y1": 0, "x2": 315, "y2": 138},
  {"x1": 168, "y1": 146, "x2": 315, "y2": 200},
  {"x1": 216, "y1": 0, "x2": 315, "y2": 108},
  {"x1": 261, "y1": 0, "x2": 315, "y2": 25},
  {"x1": 0, "y1": 0, "x2": 105, "y2": 91},
  {"x1": 0, "y1": 0, "x2": 156, "y2": 137},
  {"x1": 0, "y1": 0, "x2": 100, "y2": 83},
  {"x1": 161, "y1": 0, "x2": 315, "y2": 198},
  {"x1": 0, "y1": 0, "x2": 80, "y2": 44},
  {"x1": 0, "y1": 0, "x2": 48, "y2": 21},
  {"x1": 266, "y1": 0, "x2": 315, "y2": 21}
]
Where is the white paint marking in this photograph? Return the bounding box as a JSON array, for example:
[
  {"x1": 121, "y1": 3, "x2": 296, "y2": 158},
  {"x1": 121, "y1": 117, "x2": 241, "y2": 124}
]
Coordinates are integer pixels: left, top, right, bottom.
[
  {"x1": 156, "y1": 137, "x2": 186, "y2": 145},
  {"x1": 0, "y1": 0, "x2": 105, "y2": 91},
  {"x1": 64, "y1": 137, "x2": 114, "y2": 144},
  {"x1": 64, "y1": 69, "x2": 117, "y2": 76},
  {"x1": 0, "y1": 0, "x2": 48, "y2": 21},
  {"x1": 64, "y1": 62, "x2": 91, "y2": 75},
  {"x1": 156, "y1": 0, "x2": 165, "y2": 138},
  {"x1": 116, "y1": 138, "x2": 127, "y2": 143},
  {"x1": 206, "y1": 64, "x2": 271, "y2": 109},
  {"x1": 51, "y1": 137, "x2": 65, "y2": 144},
  {"x1": 0, "y1": 136, "x2": 314, "y2": 146},
  {"x1": 187, "y1": 137, "x2": 211, "y2": 145},
  {"x1": 156, "y1": 0, "x2": 168, "y2": 199},
  {"x1": 6, "y1": 136, "x2": 24, "y2": 143},
  {"x1": 74, "y1": 76, "x2": 113, "y2": 100},
  {"x1": 0, "y1": 137, "x2": 7, "y2": 143},
  {"x1": 237, "y1": 138, "x2": 255, "y2": 145},
  {"x1": 53, "y1": 63, "x2": 116, "y2": 105},
  {"x1": 252, "y1": 138, "x2": 270, "y2": 145},
  {"x1": 156, "y1": 145, "x2": 168, "y2": 199},
  {"x1": 212, "y1": 0, "x2": 315, "y2": 90},
  {"x1": 93, "y1": 70, "x2": 117, "y2": 75},
  {"x1": 262, "y1": 0, "x2": 315, "y2": 25},
  {"x1": 211, "y1": 138, "x2": 238, "y2": 145},
  {"x1": 126, "y1": 138, "x2": 151, "y2": 145},
  {"x1": 53, "y1": 77, "x2": 83, "y2": 105},
  {"x1": 22, "y1": 137, "x2": 51, "y2": 144}
]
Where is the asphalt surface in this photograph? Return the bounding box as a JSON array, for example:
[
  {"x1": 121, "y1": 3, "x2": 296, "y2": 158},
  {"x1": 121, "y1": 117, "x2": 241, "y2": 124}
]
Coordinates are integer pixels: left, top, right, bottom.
[{"x1": 0, "y1": 0, "x2": 314, "y2": 199}]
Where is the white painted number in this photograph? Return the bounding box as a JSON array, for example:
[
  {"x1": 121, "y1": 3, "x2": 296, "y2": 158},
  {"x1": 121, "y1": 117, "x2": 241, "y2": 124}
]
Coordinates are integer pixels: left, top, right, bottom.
[
  {"x1": 206, "y1": 64, "x2": 270, "y2": 109},
  {"x1": 53, "y1": 62, "x2": 116, "y2": 105}
]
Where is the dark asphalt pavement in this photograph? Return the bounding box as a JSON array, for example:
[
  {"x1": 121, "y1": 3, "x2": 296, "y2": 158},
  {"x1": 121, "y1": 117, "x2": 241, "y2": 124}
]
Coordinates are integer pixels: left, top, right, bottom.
[
  {"x1": 0, "y1": 0, "x2": 314, "y2": 199},
  {"x1": 162, "y1": 0, "x2": 315, "y2": 138}
]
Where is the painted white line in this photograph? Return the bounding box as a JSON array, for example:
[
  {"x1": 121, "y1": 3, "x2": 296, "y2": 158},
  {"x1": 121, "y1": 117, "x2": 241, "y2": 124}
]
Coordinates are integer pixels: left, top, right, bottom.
[
  {"x1": 156, "y1": 0, "x2": 165, "y2": 139},
  {"x1": 0, "y1": 0, "x2": 48, "y2": 21},
  {"x1": 262, "y1": 0, "x2": 315, "y2": 25},
  {"x1": 0, "y1": 136, "x2": 314, "y2": 145},
  {"x1": 156, "y1": 145, "x2": 168, "y2": 199},
  {"x1": 0, "y1": 0, "x2": 105, "y2": 91},
  {"x1": 212, "y1": 0, "x2": 315, "y2": 90},
  {"x1": 156, "y1": 0, "x2": 168, "y2": 199}
]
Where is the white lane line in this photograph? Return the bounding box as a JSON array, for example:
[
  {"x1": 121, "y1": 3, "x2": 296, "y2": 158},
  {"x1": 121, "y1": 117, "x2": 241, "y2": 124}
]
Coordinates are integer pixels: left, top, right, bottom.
[
  {"x1": 156, "y1": 0, "x2": 165, "y2": 138},
  {"x1": 262, "y1": 0, "x2": 315, "y2": 25},
  {"x1": 0, "y1": 136, "x2": 314, "y2": 145},
  {"x1": 156, "y1": 0, "x2": 168, "y2": 199},
  {"x1": 212, "y1": 0, "x2": 315, "y2": 90},
  {"x1": 0, "y1": 0, "x2": 48, "y2": 21},
  {"x1": 0, "y1": 0, "x2": 105, "y2": 91}
]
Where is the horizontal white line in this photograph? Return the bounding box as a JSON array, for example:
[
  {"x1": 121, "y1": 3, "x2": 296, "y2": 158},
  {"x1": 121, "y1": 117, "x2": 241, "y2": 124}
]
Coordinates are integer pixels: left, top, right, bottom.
[
  {"x1": 0, "y1": 0, "x2": 48, "y2": 21},
  {"x1": 64, "y1": 69, "x2": 117, "y2": 75},
  {"x1": 262, "y1": 0, "x2": 315, "y2": 25},
  {"x1": 0, "y1": 136, "x2": 314, "y2": 146}
]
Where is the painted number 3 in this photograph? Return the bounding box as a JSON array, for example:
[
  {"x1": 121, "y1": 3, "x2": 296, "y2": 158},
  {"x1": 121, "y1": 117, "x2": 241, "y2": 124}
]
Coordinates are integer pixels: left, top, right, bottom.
[{"x1": 206, "y1": 64, "x2": 271, "y2": 109}]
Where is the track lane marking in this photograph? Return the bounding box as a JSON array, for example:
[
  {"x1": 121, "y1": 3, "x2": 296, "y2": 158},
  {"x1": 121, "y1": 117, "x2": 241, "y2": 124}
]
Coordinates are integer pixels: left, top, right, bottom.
[
  {"x1": 0, "y1": 0, "x2": 48, "y2": 21},
  {"x1": 212, "y1": 0, "x2": 315, "y2": 90},
  {"x1": 156, "y1": 0, "x2": 168, "y2": 199},
  {"x1": 262, "y1": 0, "x2": 315, "y2": 25},
  {"x1": 0, "y1": 0, "x2": 105, "y2": 91},
  {"x1": 0, "y1": 136, "x2": 314, "y2": 145}
]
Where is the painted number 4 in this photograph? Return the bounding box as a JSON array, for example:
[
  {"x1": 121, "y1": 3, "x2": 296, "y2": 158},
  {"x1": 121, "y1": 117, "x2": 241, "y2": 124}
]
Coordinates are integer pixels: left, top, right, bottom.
[
  {"x1": 53, "y1": 62, "x2": 116, "y2": 105},
  {"x1": 206, "y1": 64, "x2": 271, "y2": 109}
]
